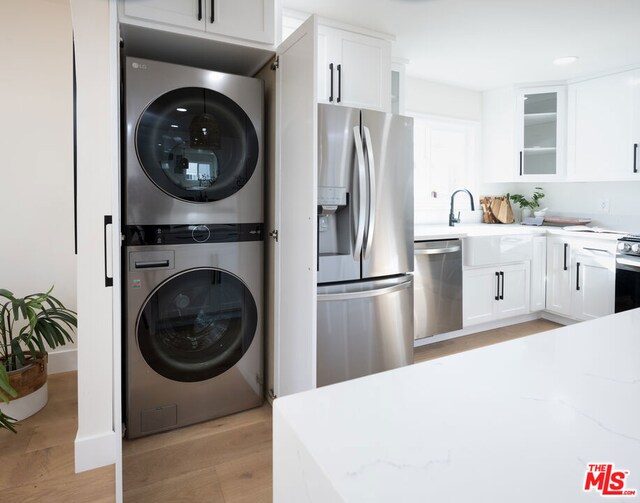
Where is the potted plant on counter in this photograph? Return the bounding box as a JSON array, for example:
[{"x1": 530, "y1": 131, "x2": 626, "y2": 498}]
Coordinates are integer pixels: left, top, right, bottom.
[
  {"x1": 507, "y1": 187, "x2": 546, "y2": 219},
  {"x1": 0, "y1": 287, "x2": 76, "y2": 432}
]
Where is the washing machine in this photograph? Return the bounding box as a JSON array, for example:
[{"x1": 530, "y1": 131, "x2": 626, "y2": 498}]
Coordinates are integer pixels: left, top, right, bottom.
[
  {"x1": 124, "y1": 223, "x2": 263, "y2": 438},
  {"x1": 124, "y1": 57, "x2": 264, "y2": 225}
]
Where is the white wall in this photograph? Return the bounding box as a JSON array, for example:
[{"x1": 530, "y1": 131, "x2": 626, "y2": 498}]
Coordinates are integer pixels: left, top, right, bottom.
[
  {"x1": 406, "y1": 76, "x2": 482, "y2": 121},
  {"x1": 0, "y1": 0, "x2": 77, "y2": 371},
  {"x1": 483, "y1": 181, "x2": 640, "y2": 233}
]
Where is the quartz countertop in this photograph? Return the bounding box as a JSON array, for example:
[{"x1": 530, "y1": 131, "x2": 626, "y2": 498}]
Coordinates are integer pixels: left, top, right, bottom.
[
  {"x1": 415, "y1": 223, "x2": 625, "y2": 242},
  {"x1": 273, "y1": 309, "x2": 640, "y2": 502}
]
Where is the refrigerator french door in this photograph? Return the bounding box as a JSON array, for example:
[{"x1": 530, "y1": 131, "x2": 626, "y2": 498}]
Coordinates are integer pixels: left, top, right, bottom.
[{"x1": 317, "y1": 104, "x2": 414, "y2": 387}]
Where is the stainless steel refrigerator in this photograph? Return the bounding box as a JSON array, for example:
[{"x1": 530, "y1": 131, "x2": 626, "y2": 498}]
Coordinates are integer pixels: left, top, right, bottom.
[{"x1": 317, "y1": 103, "x2": 414, "y2": 387}]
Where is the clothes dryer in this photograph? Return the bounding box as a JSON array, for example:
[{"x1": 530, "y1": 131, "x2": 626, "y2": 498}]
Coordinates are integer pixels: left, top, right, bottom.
[
  {"x1": 124, "y1": 58, "x2": 263, "y2": 225},
  {"x1": 124, "y1": 223, "x2": 263, "y2": 438}
]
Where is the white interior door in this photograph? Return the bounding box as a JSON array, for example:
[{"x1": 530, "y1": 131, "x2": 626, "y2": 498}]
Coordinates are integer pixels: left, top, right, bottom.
[{"x1": 273, "y1": 15, "x2": 318, "y2": 397}]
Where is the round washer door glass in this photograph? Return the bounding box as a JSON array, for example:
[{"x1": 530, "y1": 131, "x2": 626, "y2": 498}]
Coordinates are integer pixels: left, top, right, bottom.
[
  {"x1": 137, "y1": 269, "x2": 258, "y2": 382},
  {"x1": 136, "y1": 87, "x2": 259, "y2": 203}
]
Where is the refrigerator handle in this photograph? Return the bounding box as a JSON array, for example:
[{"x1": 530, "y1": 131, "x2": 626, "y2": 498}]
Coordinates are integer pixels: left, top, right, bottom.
[
  {"x1": 317, "y1": 278, "x2": 412, "y2": 301},
  {"x1": 362, "y1": 126, "x2": 376, "y2": 260},
  {"x1": 353, "y1": 126, "x2": 367, "y2": 261}
]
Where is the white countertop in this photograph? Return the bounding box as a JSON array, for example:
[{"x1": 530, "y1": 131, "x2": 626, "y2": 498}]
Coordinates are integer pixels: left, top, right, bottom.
[
  {"x1": 273, "y1": 309, "x2": 640, "y2": 502},
  {"x1": 415, "y1": 223, "x2": 626, "y2": 242}
]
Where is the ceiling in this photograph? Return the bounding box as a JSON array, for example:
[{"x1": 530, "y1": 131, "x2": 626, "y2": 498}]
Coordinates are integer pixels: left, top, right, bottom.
[{"x1": 282, "y1": 0, "x2": 640, "y2": 91}]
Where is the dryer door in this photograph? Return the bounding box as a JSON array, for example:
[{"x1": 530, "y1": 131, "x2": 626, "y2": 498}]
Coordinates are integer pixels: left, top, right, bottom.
[
  {"x1": 137, "y1": 268, "x2": 258, "y2": 382},
  {"x1": 135, "y1": 87, "x2": 260, "y2": 203}
]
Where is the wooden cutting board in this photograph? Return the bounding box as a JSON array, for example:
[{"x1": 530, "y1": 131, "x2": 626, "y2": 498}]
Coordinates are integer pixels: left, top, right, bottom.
[{"x1": 480, "y1": 196, "x2": 514, "y2": 224}]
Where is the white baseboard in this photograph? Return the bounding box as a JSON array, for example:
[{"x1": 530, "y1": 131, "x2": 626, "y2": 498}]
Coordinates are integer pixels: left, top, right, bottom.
[
  {"x1": 48, "y1": 348, "x2": 78, "y2": 374},
  {"x1": 540, "y1": 311, "x2": 579, "y2": 326},
  {"x1": 75, "y1": 429, "x2": 118, "y2": 473},
  {"x1": 414, "y1": 313, "x2": 541, "y2": 347},
  {"x1": 413, "y1": 310, "x2": 582, "y2": 348}
]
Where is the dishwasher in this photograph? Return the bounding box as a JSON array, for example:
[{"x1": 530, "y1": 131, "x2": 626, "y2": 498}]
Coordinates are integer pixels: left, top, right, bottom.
[{"x1": 414, "y1": 239, "x2": 463, "y2": 339}]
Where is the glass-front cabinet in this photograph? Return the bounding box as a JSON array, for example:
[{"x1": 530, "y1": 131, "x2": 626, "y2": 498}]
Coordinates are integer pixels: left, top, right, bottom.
[{"x1": 516, "y1": 85, "x2": 566, "y2": 179}]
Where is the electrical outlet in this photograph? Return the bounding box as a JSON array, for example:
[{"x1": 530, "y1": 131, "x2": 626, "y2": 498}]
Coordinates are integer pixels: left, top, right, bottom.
[{"x1": 597, "y1": 198, "x2": 610, "y2": 214}]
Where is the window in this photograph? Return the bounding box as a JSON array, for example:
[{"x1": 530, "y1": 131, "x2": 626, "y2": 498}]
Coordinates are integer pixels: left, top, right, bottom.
[{"x1": 411, "y1": 114, "x2": 480, "y2": 213}]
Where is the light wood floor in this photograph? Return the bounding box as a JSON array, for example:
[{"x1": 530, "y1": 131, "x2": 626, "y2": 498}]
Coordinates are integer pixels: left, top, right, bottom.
[
  {"x1": 0, "y1": 372, "x2": 115, "y2": 503},
  {"x1": 1, "y1": 319, "x2": 561, "y2": 502}
]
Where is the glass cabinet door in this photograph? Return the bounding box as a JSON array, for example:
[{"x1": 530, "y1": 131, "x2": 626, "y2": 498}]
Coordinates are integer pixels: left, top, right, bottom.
[{"x1": 517, "y1": 86, "x2": 566, "y2": 177}]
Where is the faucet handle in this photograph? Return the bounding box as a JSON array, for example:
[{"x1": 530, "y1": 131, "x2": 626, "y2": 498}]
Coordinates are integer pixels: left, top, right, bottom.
[{"x1": 457, "y1": 211, "x2": 461, "y2": 222}]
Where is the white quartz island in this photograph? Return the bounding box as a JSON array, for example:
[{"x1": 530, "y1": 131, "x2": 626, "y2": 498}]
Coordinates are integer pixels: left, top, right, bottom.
[{"x1": 273, "y1": 309, "x2": 640, "y2": 502}]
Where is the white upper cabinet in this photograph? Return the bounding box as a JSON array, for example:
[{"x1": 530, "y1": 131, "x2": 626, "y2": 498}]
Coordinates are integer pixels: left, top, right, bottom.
[
  {"x1": 515, "y1": 85, "x2": 566, "y2": 180},
  {"x1": 317, "y1": 25, "x2": 392, "y2": 112},
  {"x1": 482, "y1": 86, "x2": 516, "y2": 182},
  {"x1": 120, "y1": 0, "x2": 275, "y2": 46},
  {"x1": 567, "y1": 69, "x2": 640, "y2": 181}
]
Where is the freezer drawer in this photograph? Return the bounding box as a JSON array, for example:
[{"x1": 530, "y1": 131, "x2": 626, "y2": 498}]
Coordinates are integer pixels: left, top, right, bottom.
[{"x1": 317, "y1": 276, "x2": 413, "y2": 387}]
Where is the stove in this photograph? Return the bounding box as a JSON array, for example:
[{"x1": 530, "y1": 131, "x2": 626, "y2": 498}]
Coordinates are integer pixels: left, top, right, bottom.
[
  {"x1": 615, "y1": 235, "x2": 640, "y2": 312},
  {"x1": 617, "y1": 234, "x2": 640, "y2": 256}
]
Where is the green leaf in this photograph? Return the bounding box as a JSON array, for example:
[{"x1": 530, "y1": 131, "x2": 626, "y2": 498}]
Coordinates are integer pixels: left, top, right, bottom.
[
  {"x1": 0, "y1": 412, "x2": 17, "y2": 433},
  {"x1": 0, "y1": 289, "x2": 15, "y2": 300},
  {"x1": 0, "y1": 365, "x2": 18, "y2": 401}
]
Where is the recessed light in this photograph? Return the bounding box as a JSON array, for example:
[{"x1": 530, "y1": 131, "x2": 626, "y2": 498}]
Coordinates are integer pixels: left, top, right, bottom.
[
  {"x1": 170, "y1": 124, "x2": 179, "y2": 128},
  {"x1": 176, "y1": 107, "x2": 187, "y2": 112},
  {"x1": 553, "y1": 56, "x2": 578, "y2": 66}
]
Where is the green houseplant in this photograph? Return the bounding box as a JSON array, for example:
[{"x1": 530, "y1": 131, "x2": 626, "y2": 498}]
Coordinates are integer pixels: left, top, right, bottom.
[
  {"x1": 0, "y1": 287, "x2": 76, "y2": 432},
  {"x1": 507, "y1": 186, "x2": 545, "y2": 211}
]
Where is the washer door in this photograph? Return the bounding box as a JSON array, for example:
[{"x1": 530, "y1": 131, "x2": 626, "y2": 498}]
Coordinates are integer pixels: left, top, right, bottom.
[
  {"x1": 136, "y1": 87, "x2": 259, "y2": 203},
  {"x1": 137, "y1": 268, "x2": 258, "y2": 383}
]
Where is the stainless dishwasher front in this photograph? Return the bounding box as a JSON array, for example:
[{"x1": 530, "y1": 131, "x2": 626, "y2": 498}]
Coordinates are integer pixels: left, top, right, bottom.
[{"x1": 414, "y1": 239, "x2": 463, "y2": 339}]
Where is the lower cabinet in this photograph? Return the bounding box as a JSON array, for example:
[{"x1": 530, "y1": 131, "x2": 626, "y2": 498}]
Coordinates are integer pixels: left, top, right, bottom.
[
  {"x1": 463, "y1": 262, "x2": 530, "y2": 327},
  {"x1": 546, "y1": 235, "x2": 615, "y2": 321},
  {"x1": 572, "y1": 249, "x2": 616, "y2": 320}
]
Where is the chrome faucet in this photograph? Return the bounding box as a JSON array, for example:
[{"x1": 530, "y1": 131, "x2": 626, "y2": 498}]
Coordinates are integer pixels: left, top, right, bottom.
[{"x1": 449, "y1": 189, "x2": 476, "y2": 226}]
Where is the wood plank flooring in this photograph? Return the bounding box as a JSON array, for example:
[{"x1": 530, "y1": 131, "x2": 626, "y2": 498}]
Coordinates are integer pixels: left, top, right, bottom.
[
  {"x1": 0, "y1": 371, "x2": 115, "y2": 503},
  {"x1": 0, "y1": 319, "x2": 562, "y2": 502}
]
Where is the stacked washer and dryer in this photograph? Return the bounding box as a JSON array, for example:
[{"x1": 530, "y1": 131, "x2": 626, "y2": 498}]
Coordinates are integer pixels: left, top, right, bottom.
[{"x1": 123, "y1": 58, "x2": 264, "y2": 438}]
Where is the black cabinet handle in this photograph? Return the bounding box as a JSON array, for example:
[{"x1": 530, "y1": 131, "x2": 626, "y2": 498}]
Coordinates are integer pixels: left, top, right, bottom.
[
  {"x1": 329, "y1": 63, "x2": 334, "y2": 102},
  {"x1": 519, "y1": 151, "x2": 523, "y2": 176},
  {"x1": 210, "y1": 0, "x2": 214, "y2": 23},
  {"x1": 563, "y1": 243, "x2": 568, "y2": 271},
  {"x1": 104, "y1": 215, "x2": 113, "y2": 288},
  {"x1": 495, "y1": 272, "x2": 500, "y2": 301},
  {"x1": 634, "y1": 143, "x2": 638, "y2": 173},
  {"x1": 576, "y1": 262, "x2": 581, "y2": 291},
  {"x1": 197, "y1": 0, "x2": 202, "y2": 20},
  {"x1": 499, "y1": 271, "x2": 504, "y2": 300},
  {"x1": 337, "y1": 64, "x2": 342, "y2": 103}
]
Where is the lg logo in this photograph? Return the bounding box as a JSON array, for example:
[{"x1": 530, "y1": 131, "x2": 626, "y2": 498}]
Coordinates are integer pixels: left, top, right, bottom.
[{"x1": 131, "y1": 62, "x2": 148, "y2": 70}]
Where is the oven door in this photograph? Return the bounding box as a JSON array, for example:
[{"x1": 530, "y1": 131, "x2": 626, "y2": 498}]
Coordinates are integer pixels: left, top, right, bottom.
[{"x1": 615, "y1": 255, "x2": 640, "y2": 313}]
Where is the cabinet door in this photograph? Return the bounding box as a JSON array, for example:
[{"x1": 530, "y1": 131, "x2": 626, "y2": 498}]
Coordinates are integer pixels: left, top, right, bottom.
[
  {"x1": 273, "y1": 16, "x2": 318, "y2": 397},
  {"x1": 497, "y1": 263, "x2": 530, "y2": 319},
  {"x1": 546, "y1": 236, "x2": 572, "y2": 316},
  {"x1": 530, "y1": 235, "x2": 546, "y2": 311},
  {"x1": 206, "y1": 0, "x2": 275, "y2": 44},
  {"x1": 463, "y1": 267, "x2": 499, "y2": 326},
  {"x1": 515, "y1": 86, "x2": 566, "y2": 179},
  {"x1": 318, "y1": 26, "x2": 391, "y2": 112},
  {"x1": 122, "y1": 0, "x2": 205, "y2": 31},
  {"x1": 572, "y1": 251, "x2": 615, "y2": 320},
  {"x1": 568, "y1": 69, "x2": 640, "y2": 181},
  {"x1": 482, "y1": 86, "x2": 516, "y2": 183}
]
